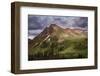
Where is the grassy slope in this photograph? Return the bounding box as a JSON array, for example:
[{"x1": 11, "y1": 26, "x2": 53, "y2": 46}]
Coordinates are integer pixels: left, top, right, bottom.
[{"x1": 28, "y1": 36, "x2": 88, "y2": 60}]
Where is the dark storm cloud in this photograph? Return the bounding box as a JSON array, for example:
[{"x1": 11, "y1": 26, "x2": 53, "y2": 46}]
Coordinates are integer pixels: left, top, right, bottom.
[
  {"x1": 28, "y1": 16, "x2": 43, "y2": 30},
  {"x1": 28, "y1": 15, "x2": 88, "y2": 30},
  {"x1": 28, "y1": 15, "x2": 88, "y2": 39}
]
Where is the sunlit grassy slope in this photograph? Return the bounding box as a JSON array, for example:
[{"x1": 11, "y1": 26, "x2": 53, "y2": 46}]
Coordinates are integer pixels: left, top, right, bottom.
[{"x1": 28, "y1": 36, "x2": 88, "y2": 60}]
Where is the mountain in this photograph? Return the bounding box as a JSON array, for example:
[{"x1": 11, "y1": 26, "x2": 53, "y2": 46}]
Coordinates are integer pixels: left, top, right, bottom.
[
  {"x1": 29, "y1": 24, "x2": 87, "y2": 48},
  {"x1": 28, "y1": 24, "x2": 88, "y2": 60}
]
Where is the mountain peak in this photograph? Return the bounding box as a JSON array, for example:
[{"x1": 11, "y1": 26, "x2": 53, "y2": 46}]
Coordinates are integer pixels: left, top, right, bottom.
[
  {"x1": 49, "y1": 24, "x2": 60, "y2": 28},
  {"x1": 49, "y1": 24, "x2": 58, "y2": 27},
  {"x1": 49, "y1": 24, "x2": 62, "y2": 30}
]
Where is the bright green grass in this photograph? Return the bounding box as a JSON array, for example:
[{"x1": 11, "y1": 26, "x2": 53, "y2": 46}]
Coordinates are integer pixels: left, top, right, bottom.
[{"x1": 28, "y1": 37, "x2": 88, "y2": 60}]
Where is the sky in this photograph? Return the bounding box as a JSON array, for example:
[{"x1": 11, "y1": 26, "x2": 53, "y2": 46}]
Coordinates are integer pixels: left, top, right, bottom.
[{"x1": 28, "y1": 15, "x2": 88, "y2": 39}]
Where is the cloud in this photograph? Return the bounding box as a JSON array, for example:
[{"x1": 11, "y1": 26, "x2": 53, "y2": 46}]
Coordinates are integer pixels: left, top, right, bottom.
[{"x1": 28, "y1": 29, "x2": 42, "y2": 36}]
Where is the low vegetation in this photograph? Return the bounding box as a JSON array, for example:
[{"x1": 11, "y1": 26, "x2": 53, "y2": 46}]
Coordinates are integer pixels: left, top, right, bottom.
[{"x1": 28, "y1": 36, "x2": 88, "y2": 60}]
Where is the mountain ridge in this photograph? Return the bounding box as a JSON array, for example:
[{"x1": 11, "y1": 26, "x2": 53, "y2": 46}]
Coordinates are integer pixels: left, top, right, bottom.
[
  {"x1": 28, "y1": 24, "x2": 87, "y2": 50},
  {"x1": 28, "y1": 24, "x2": 88, "y2": 60}
]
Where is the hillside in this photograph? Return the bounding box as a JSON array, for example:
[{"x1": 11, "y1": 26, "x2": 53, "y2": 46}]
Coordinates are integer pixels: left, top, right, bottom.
[{"x1": 28, "y1": 24, "x2": 88, "y2": 60}]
